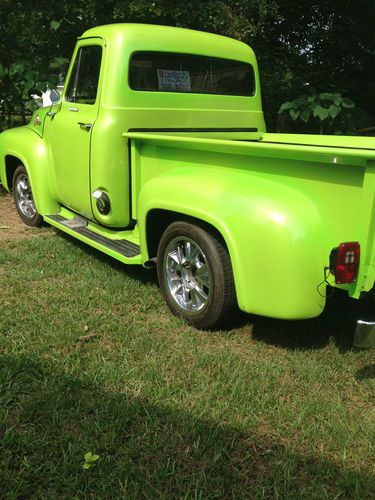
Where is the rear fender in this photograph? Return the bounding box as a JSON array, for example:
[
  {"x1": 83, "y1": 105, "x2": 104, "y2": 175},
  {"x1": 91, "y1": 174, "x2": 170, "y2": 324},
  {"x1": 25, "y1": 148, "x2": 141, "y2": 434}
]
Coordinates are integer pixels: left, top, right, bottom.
[{"x1": 139, "y1": 167, "x2": 326, "y2": 319}]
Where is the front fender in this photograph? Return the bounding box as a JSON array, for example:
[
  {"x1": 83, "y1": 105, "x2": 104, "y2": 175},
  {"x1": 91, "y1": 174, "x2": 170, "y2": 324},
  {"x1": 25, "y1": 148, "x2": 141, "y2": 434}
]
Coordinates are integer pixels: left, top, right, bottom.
[
  {"x1": 139, "y1": 167, "x2": 326, "y2": 319},
  {"x1": 0, "y1": 126, "x2": 59, "y2": 214}
]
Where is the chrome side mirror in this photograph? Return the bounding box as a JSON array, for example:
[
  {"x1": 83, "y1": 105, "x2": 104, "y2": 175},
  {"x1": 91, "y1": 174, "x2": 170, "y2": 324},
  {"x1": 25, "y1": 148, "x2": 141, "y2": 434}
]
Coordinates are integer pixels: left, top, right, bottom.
[
  {"x1": 50, "y1": 89, "x2": 61, "y2": 104},
  {"x1": 31, "y1": 85, "x2": 61, "y2": 108}
]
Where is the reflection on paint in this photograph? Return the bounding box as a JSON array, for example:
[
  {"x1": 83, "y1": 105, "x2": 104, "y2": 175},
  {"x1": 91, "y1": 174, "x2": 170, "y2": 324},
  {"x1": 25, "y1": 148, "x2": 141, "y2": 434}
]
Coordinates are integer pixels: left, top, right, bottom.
[
  {"x1": 37, "y1": 143, "x2": 46, "y2": 157},
  {"x1": 269, "y1": 210, "x2": 285, "y2": 225}
]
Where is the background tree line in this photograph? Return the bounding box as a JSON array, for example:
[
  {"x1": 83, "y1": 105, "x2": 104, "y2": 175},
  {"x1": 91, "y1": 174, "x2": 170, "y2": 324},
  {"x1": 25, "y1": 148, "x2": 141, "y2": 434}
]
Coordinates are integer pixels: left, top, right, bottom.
[{"x1": 1, "y1": 0, "x2": 374, "y2": 134}]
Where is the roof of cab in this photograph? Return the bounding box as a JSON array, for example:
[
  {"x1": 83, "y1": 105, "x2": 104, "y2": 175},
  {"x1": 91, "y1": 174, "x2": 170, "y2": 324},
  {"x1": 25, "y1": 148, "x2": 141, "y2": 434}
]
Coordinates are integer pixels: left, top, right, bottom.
[{"x1": 80, "y1": 23, "x2": 255, "y2": 63}]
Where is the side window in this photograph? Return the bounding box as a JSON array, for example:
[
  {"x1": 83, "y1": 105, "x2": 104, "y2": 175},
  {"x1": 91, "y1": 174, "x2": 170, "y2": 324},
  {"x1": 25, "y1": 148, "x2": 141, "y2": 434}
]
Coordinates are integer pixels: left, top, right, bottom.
[{"x1": 65, "y1": 45, "x2": 102, "y2": 104}]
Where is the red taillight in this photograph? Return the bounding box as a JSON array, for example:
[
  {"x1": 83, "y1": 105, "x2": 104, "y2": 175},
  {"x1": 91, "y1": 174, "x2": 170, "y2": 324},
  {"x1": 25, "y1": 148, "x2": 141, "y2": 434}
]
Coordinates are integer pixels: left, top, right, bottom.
[{"x1": 330, "y1": 242, "x2": 360, "y2": 284}]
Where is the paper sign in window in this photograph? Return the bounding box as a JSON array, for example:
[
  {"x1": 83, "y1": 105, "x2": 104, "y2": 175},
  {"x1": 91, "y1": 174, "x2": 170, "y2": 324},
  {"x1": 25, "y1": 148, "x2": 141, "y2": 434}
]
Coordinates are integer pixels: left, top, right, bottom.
[{"x1": 157, "y1": 69, "x2": 191, "y2": 91}]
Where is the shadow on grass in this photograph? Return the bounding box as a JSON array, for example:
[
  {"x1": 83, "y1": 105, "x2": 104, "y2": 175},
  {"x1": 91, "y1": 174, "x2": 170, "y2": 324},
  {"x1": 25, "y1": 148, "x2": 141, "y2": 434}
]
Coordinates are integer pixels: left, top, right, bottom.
[
  {"x1": 0, "y1": 354, "x2": 373, "y2": 498},
  {"x1": 57, "y1": 230, "x2": 158, "y2": 286},
  {"x1": 356, "y1": 364, "x2": 375, "y2": 380},
  {"x1": 54, "y1": 229, "x2": 371, "y2": 352},
  {"x1": 246, "y1": 290, "x2": 374, "y2": 352}
]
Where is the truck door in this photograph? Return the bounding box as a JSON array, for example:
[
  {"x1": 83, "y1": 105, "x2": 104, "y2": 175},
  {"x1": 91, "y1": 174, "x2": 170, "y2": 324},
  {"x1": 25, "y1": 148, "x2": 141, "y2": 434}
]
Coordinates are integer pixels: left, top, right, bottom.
[{"x1": 47, "y1": 39, "x2": 103, "y2": 219}]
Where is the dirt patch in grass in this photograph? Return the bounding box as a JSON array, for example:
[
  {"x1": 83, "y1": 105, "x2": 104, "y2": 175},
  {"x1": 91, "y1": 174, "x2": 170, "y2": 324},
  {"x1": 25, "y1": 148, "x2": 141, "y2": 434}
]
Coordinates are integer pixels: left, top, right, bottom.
[{"x1": 0, "y1": 188, "x2": 53, "y2": 241}]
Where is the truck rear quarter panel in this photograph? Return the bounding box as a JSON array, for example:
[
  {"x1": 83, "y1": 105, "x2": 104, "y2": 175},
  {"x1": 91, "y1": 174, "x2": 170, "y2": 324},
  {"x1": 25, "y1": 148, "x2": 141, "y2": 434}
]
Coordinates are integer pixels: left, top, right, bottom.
[{"x1": 130, "y1": 135, "x2": 369, "y2": 319}]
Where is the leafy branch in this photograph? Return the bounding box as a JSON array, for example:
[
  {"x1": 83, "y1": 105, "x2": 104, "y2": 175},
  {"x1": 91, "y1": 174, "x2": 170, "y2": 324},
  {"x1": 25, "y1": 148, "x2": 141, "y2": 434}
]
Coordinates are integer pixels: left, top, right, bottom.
[{"x1": 278, "y1": 92, "x2": 356, "y2": 134}]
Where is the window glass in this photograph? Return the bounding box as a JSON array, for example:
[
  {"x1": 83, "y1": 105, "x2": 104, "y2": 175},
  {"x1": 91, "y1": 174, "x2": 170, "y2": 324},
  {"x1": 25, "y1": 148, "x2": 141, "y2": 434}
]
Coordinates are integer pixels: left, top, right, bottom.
[
  {"x1": 65, "y1": 45, "x2": 102, "y2": 104},
  {"x1": 129, "y1": 52, "x2": 255, "y2": 96}
]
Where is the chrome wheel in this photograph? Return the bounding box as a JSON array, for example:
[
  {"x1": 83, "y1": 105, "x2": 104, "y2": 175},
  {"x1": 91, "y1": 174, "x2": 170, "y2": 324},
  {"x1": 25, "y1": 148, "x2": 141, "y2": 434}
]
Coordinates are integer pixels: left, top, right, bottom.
[
  {"x1": 15, "y1": 173, "x2": 37, "y2": 219},
  {"x1": 158, "y1": 222, "x2": 238, "y2": 329},
  {"x1": 164, "y1": 237, "x2": 211, "y2": 312}
]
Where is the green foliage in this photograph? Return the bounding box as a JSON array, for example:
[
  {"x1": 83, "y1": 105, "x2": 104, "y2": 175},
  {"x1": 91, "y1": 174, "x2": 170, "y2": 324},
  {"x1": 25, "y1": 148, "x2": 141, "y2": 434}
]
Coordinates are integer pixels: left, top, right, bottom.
[
  {"x1": 0, "y1": 57, "x2": 65, "y2": 130},
  {"x1": 50, "y1": 20, "x2": 61, "y2": 31},
  {"x1": 0, "y1": 1, "x2": 374, "y2": 133},
  {"x1": 279, "y1": 92, "x2": 358, "y2": 134},
  {"x1": 82, "y1": 451, "x2": 100, "y2": 470}
]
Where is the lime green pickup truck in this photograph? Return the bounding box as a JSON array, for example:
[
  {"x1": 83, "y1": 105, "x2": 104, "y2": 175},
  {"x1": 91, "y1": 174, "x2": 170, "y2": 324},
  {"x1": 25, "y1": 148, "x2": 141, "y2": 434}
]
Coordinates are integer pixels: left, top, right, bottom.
[{"x1": 1, "y1": 24, "x2": 375, "y2": 344}]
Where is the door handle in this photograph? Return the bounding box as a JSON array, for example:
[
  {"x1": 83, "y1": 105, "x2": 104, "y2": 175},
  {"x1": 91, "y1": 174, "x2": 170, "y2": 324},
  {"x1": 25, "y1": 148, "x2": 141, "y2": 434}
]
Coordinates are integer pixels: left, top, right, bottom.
[{"x1": 77, "y1": 122, "x2": 92, "y2": 131}]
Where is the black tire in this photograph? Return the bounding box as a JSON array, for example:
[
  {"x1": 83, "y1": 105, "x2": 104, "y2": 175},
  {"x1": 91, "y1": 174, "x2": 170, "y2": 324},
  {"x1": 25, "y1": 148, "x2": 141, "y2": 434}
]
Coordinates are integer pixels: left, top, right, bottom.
[
  {"x1": 157, "y1": 221, "x2": 238, "y2": 329},
  {"x1": 12, "y1": 165, "x2": 43, "y2": 227}
]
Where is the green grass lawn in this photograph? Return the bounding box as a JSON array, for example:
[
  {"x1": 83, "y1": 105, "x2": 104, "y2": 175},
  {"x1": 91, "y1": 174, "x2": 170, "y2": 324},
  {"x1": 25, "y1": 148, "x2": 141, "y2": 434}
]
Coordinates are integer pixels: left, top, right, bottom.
[{"x1": 0, "y1": 231, "x2": 374, "y2": 498}]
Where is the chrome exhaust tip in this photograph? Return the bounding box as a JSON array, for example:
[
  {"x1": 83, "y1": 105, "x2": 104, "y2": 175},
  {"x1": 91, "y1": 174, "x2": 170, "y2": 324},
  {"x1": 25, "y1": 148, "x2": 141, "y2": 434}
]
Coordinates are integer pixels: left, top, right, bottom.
[{"x1": 354, "y1": 320, "x2": 375, "y2": 348}]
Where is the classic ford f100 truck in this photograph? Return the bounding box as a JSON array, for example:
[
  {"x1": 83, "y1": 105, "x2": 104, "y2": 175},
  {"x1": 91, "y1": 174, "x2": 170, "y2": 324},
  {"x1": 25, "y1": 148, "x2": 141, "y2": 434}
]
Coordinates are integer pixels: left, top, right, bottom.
[{"x1": 1, "y1": 24, "x2": 375, "y2": 344}]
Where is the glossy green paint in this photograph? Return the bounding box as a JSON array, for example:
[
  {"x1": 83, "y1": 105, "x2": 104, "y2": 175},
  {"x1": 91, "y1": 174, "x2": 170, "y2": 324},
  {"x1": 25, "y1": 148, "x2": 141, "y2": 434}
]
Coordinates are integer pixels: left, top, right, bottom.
[
  {"x1": 0, "y1": 125, "x2": 60, "y2": 214},
  {"x1": 126, "y1": 131, "x2": 375, "y2": 318},
  {"x1": 1, "y1": 24, "x2": 375, "y2": 320}
]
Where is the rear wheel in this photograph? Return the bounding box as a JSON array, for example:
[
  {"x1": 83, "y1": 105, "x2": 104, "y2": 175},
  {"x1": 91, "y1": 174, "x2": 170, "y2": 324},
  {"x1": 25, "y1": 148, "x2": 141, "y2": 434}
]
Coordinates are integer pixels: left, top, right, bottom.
[
  {"x1": 12, "y1": 165, "x2": 43, "y2": 227},
  {"x1": 157, "y1": 221, "x2": 238, "y2": 329}
]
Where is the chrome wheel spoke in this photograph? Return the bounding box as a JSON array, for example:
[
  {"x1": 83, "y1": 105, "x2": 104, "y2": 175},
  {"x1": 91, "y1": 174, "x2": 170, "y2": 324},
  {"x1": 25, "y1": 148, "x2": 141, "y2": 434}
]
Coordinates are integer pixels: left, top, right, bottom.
[
  {"x1": 169, "y1": 250, "x2": 181, "y2": 266},
  {"x1": 172, "y1": 281, "x2": 183, "y2": 294},
  {"x1": 191, "y1": 285, "x2": 207, "y2": 306},
  {"x1": 177, "y1": 244, "x2": 185, "y2": 265},
  {"x1": 184, "y1": 240, "x2": 199, "y2": 262},
  {"x1": 184, "y1": 241, "x2": 192, "y2": 260},
  {"x1": 182, "y1": 286, "x2": 190, "y2": 304},
  {"x1": 195, "y1": 263, "x2": 209, "y2": 288},
  {"x1": 26, "y1": 202, "x2": 34, "y2": 217}
]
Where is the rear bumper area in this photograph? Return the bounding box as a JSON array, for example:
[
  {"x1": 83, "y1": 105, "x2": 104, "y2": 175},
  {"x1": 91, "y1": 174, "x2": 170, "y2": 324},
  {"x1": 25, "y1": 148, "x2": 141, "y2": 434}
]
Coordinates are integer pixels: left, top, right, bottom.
[{"x1": 354, "y1": 320, "x2": 375, "y2": 348}]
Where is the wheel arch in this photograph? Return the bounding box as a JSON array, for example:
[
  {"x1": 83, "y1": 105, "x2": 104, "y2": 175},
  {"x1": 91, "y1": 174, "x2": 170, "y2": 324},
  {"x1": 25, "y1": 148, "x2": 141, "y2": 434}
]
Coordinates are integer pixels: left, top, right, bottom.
[
  {"x1": 146, "y1": 209, "x2": 230, "y2": 262},
  {"x1": 4, "y1": 154, "x2": 20, "y2": 191}
]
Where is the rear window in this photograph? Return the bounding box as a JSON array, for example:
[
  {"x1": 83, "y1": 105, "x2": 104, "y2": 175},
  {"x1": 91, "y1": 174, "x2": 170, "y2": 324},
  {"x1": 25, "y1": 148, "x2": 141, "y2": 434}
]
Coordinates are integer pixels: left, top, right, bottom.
[{"x1": 129, "y1": 51, "x2": 255, "y2": 96}]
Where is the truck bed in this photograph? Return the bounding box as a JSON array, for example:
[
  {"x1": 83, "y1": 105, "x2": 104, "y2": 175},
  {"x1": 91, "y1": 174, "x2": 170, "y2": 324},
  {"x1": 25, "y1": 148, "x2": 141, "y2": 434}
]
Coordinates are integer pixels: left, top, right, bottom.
[
  {"x1": 260, "y1": 133, "x2": 375, "y2": 152},
  {"x1": 125, "y1": 130, "x2": 375, "y2": 318}
]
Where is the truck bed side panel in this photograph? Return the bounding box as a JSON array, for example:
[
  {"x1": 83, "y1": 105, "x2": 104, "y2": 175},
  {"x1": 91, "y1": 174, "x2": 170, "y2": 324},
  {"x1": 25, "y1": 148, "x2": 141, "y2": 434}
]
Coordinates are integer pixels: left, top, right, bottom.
[{"x1": 127, "y1": 133, "x2": 371, "y2": 319}]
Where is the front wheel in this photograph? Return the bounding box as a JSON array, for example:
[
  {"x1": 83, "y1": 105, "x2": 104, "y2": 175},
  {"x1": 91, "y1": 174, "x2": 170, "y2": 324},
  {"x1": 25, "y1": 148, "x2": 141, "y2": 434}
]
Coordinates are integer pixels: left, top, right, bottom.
[
  {"x1": 12, "y1": 165, "x2": 43, "y2": 227},
  {"x1": 157, "y1": 221, "x2": 238, "y2": 329}
]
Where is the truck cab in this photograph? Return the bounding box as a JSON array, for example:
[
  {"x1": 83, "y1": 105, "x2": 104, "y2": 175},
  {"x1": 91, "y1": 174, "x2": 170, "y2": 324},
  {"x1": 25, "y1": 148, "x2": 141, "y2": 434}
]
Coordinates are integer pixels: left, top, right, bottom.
[{"x1": 41, "y1": 24, "x2": 265, "y2": 228}]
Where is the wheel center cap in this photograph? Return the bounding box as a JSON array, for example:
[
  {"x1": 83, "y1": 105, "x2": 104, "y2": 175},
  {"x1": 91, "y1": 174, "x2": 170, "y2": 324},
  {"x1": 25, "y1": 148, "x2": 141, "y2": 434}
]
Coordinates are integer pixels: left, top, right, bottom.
[
  {"x1": 181, "y1": 268, "x2": 190, "y2": 282},
  {"x1": 181, "y1": 266, "x2": 195, "y2": 289}
]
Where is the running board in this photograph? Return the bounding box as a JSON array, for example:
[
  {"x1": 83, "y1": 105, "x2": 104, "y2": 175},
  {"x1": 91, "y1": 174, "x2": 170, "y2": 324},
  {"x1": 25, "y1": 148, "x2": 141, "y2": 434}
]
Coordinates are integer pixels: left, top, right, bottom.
[{"x1": 44, "y1": 211, "x2": 141, "y2": 265}]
